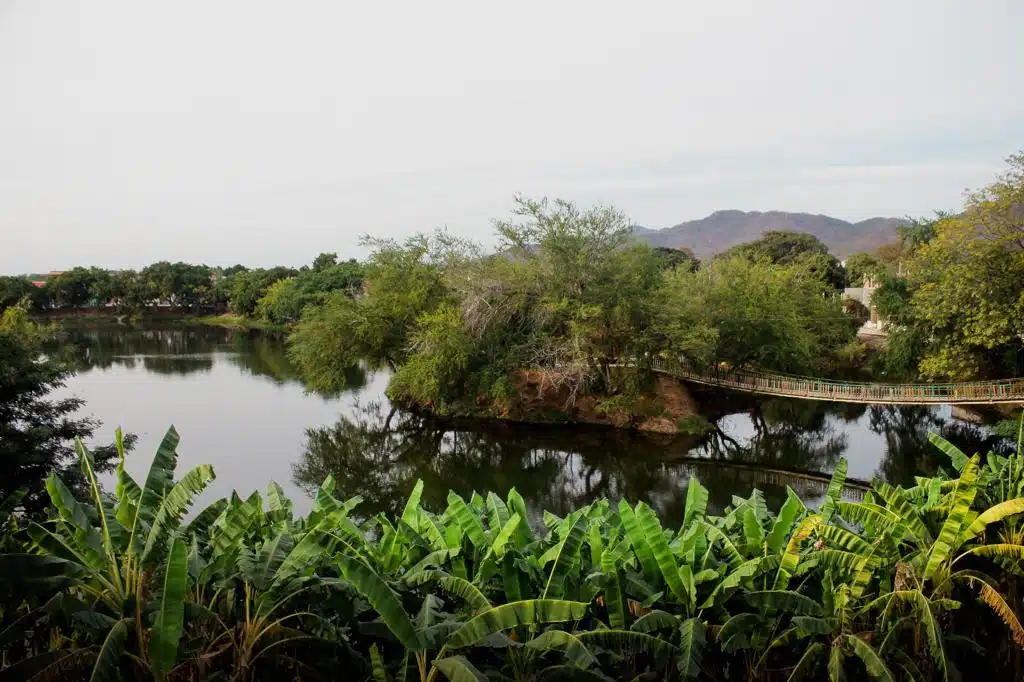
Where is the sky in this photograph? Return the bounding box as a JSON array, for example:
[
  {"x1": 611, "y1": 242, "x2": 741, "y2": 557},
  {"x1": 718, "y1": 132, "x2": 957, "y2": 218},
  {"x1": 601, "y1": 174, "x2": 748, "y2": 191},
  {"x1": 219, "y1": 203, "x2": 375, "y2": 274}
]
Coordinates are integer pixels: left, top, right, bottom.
[{"x1": 1, "y1": 1, "x2": 1022, "y2": 273}]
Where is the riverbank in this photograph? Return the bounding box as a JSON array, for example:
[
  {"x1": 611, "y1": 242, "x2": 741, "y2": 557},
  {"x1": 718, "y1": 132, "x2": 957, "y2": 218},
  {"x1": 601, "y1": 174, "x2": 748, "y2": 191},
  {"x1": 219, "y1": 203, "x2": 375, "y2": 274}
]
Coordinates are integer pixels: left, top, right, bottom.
[
  {"x1": 394, "y1": 369, "x2": 714, "y2": 435},
  {"x1": 31, "y1": 309, "x2": 285, "y2": 332}
]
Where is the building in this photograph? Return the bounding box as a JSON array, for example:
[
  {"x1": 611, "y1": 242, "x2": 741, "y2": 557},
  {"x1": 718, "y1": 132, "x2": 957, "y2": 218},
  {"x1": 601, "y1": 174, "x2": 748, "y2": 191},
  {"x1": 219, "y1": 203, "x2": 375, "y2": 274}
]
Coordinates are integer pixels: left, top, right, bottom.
[{"x1": 843, "y1": 275, "x2": 883, "y2": 333}]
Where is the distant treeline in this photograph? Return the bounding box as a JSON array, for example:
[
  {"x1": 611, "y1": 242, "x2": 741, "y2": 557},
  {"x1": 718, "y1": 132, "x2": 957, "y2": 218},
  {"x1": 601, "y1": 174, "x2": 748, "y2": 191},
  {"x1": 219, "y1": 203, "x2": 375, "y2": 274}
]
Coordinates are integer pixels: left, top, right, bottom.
[{"x1": 0, "y1": 253, "x2": 364, "y2": 324}]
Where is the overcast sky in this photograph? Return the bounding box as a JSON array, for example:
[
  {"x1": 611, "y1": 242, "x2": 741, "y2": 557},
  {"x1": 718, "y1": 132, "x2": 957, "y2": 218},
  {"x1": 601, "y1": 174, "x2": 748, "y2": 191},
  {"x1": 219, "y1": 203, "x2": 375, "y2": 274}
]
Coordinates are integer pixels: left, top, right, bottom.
[{"x1": 1, "y1": 1, "x2": 1021, "y2": 273}]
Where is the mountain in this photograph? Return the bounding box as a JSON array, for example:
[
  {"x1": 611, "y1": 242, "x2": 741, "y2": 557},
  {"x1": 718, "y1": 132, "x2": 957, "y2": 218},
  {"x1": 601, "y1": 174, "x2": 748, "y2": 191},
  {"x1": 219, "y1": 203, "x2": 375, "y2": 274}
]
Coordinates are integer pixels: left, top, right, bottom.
[{"x1": 633, "y1": 210, "x2": 905, "y2": 258}]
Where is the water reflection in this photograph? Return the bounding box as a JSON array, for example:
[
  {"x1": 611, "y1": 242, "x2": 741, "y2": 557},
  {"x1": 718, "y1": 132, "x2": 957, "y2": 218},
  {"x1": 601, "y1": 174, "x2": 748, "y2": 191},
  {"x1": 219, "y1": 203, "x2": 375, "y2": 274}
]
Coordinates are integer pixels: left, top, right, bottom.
[
  {"x1": 52, "y1": 324, "x2": 368, "y2": 391},
  {"x1": 49, "y1": 326, "x2": 1011, "y2": 522}
]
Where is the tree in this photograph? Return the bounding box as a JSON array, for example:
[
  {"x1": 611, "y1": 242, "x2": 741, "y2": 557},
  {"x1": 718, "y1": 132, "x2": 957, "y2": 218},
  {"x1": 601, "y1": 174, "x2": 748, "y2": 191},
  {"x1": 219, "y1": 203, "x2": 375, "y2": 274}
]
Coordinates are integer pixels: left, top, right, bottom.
[
  {"x1": 230, "y1": 267, "x2": 297, "y2": 316},
  {"x1": 255, "y1": 277, "x2": 302, "y2": 325},
  {"x1": 312, "y1": 252, "x2": 338, "y2": 271},
  {"x1": 0, "y1": 276, "x2": 33, "y2": 311},
  {"x1": 288, "y1": 236, "x2": 448, "y2": 393},
  {"x1": 720, "y1": 230, "x2": 846, "y2": 289},
  {"x1": 0, "y1": 303, "x2": 126, "y2": 515},
  {"x1": 844, "y1": 252, "x2": 888, "y2": 285},
  {"x1": 660, "y1": 256, "x2": 857, "y2": 374},
  {"x1": 49, "y1": 267, "x2": 97, "y2": 308},
  {"x1": 896, "y1": 154, "x2": 1024, "y2": 379}
]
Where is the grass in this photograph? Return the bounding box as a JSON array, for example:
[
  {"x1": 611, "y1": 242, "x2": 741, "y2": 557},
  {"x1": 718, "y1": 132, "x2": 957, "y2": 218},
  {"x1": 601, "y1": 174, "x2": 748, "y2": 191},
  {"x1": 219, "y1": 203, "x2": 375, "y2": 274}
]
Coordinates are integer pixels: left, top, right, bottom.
[{"x1": 193, "y1": 313, "x2": 286, "y2": 332}]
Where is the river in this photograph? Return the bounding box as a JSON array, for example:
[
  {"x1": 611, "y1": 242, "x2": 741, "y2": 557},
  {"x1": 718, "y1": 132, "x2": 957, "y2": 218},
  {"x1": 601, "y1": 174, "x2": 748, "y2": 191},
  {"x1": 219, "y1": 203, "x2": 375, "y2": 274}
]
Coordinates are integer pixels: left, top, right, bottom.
[{"x1": 52, "y1": 325, "x2": 1009, "y2": 525}]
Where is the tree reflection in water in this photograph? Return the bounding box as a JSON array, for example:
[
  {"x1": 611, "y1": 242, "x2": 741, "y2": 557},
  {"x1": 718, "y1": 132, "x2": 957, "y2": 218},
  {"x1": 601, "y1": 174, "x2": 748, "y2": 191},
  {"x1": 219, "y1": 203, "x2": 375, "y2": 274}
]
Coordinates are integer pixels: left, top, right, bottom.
[
  {"x1": 867, "y1": 405, "x2": 1013, "y2": 485},
  {"x1": 294, "y1": 401, "x2": 864, "y2": 525}
]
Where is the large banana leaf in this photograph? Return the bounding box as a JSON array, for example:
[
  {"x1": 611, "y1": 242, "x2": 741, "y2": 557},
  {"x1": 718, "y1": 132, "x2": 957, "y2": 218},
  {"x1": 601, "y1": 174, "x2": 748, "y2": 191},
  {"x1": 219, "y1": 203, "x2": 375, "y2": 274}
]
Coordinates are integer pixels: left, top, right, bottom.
[
  {"x1": 141, "y1": 464, "x2": 215, "y2": 564},
  {"x1": 923, "y1": 456, "x2": 979, "y2": 582},
  {"x1": 149, "y1": 536, "x2": 188, "y2": 678},
  {"x1": 820, "y1": 458, "x2": 847, "y2": 521},
  {"x1": 765, "y1": 489, "x2": 804, "y2": 555},
  {"x1": 845, "y1": 634, "x2": 894, "y2": 682},
  {"x1": 774, "y1": 516, "x2": 822, "y2": 590},
  {"x1": 677, "y1": 617, "x2": 705, "y2": 679},
  {"x1": 618, "y1": 501, "x2": 658, "y2": 582},
  {"x1": 526, "y1": 630, "x2": 598, "y2": 668},
  {"x1": 600, "y1": 546, "x2": 627, "y2": 629},
  {"x1": 928, "y1": 433, "x2": 969, "y2": 472},
  {"x1": 444, "y1": 600, "x2": 588, "y2": 649},
  {"x1": 134, "y1": 427, "x2": 182, "y2": 539},
  {"x1": 683, "y1": 477, "x2": 709, "y2": 528},
  {"x1": 541, "y1": 512, "x2": 588, "y2": 599},
  {"x1": 636, "y1": 503, "x2": 690, "y2": 607},
  {"x1": 338, "y1": 554, "x2": 421, "y2": 651},
  {"x1": 872, "y1": 481, "x2": 932, "y2": 545},
  {"x1": 431, "y1": 655, "x2": 487, "y2": 681},
  {"x1": 446, "y1": 492, "x2": 487, "y2": 549}
]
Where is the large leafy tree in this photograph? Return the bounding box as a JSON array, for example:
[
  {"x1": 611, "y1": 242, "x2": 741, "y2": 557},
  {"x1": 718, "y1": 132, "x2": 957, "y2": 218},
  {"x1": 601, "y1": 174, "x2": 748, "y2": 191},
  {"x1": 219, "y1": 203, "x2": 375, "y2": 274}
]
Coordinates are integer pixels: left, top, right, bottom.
[
  {"x1": 0, "y1": 304, "x2": 125, "y2": 515},
  {"x1": 720, "y1": 230, "x2": 847, "y2": 289},
  {"x1": 890, "y1": 154, "x2": 1024, "y2": 379},
  {"x1": 659, "y1": 256, "x2": 857, "y2": 374}
]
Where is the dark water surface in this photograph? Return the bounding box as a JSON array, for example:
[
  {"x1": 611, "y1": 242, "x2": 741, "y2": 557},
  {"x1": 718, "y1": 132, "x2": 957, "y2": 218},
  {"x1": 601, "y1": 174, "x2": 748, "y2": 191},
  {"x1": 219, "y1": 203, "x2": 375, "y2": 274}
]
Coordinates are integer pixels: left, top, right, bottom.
[{"x1": 53, "y1": 325, "x2": 1009, "y2": 525}]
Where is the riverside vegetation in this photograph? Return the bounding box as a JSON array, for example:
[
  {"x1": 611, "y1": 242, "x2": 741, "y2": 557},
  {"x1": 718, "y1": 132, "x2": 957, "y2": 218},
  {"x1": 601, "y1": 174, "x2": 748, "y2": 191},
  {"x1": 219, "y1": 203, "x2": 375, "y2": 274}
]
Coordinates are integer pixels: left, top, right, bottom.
[
  {"x1": 286, "y1": 198, "x2": 860, "y2": 432},
  {"x1": 2, "y1": 424, "x2": 1024, "y2": 680}
]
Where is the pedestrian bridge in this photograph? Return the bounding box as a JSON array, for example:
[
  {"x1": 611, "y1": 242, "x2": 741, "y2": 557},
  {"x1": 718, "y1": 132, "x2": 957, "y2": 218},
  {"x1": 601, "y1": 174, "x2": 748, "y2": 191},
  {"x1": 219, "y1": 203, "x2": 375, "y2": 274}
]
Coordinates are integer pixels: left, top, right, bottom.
[{"x1": 648, "y1": 358, "x2": 1024, "y2": 405}]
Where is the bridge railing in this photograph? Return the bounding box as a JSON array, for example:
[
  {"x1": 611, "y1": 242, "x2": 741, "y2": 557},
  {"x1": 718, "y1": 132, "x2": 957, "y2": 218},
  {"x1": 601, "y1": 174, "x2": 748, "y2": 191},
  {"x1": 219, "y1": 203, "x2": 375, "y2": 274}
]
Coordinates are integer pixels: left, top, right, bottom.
[{"x1": 648, "y1": 357, "x2": 1024, "y2": 403}]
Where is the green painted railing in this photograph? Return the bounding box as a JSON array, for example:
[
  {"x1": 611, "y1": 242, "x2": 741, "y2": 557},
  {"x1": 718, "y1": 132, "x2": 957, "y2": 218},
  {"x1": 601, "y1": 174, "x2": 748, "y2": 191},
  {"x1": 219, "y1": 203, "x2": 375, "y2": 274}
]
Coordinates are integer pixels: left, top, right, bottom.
[{"x1": 648, "y1": 358, "x2": 1024, "y2": 405}]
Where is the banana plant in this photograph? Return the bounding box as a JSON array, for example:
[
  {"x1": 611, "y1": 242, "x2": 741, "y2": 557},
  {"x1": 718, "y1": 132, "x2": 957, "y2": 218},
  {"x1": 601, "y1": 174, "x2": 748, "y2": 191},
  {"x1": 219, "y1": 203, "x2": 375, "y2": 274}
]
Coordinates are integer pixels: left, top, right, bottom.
[
  {"x1": 3, "y1": 426, "x2": 210, "y2": 680},
  {"x1": 757, "y1": 572, "x2": 895, "y2": 682}
]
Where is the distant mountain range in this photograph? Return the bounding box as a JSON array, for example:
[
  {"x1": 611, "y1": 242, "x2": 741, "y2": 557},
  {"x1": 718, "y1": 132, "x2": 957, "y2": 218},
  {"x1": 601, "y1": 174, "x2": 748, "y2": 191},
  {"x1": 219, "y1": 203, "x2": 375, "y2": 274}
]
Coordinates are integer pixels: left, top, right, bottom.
[{"x1": 632, "y1": 210, "x2": 905, "y2": 259}]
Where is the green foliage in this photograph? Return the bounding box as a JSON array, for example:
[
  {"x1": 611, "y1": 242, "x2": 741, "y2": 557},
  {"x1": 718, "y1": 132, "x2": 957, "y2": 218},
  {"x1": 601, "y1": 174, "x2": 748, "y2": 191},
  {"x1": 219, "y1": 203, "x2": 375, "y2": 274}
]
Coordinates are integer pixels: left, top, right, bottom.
[
  {"x1": 875, "y1": 154, "x2": 1024, "y2": 379},
  {"x1": 5, "y1": 428, "x2": 1024, "y2": 680},
  {"x1": 844, "y1": 252, "x2": 890, "y2": 285},
  {"x1": 660, "y1": 256, "x2": 857, "y2": 374},
  {"x1": 289, "y1": 198, "x2": 860, "y2": 422},
  {"x1": 720, "y1": 230, "x2": 847, "y2": 289}
]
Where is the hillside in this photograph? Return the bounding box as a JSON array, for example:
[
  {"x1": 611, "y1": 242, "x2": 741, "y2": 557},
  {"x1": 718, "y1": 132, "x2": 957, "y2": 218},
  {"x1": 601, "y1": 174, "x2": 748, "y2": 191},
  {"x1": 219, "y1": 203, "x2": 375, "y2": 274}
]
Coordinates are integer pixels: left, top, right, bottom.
[{"x1": 633, "y1": 210, "x2": 904, "y2": 258}]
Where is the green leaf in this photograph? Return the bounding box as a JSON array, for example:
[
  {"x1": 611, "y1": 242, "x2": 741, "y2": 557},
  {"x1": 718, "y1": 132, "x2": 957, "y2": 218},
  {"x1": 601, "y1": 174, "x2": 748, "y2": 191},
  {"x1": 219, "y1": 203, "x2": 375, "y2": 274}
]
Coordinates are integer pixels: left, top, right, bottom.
[
  {"x1": 432, "y1": 656, "x2": 487, "y2": 682},
  {"x1": 542, "y1": 512, "x2": 588, "y2": 599},
  {"x1": 821, "y1": 458, "x2": 847, "y2": 521},
  {"x1": 491, "y1": 513, "x2": 522, "y2": 558},
  {"x1": 401, "y1": 480, "x2": 425, "y2": 530},
  {"x1": 872, "y1": 481, "x2": 932, "y2": 545},
  {"x1": 741, "y1": 507, "x2": 765, "y2": 556},
  {"x1": 135, "y1": 426, "x2": 182, "y2": 535},
  {"x1": 962, "y1": 497, "x2": 1024, "y2": 542},
  {"x1": 141, "y1": 464, "x2": 215, "y2": 564},
  {"x1": 683, "y1": 477, "x2": 709, "y2": 528},
  {"x1": 149, "y1": 536, "x2": 188, "y2": 678},
  {"x1": 766, "y1": 489, "x2": 804, "y2": 554},
  {"x1": 677, "y1": 617, "x2": 706, "y2": 679},
  {"x1": 774, "y1": 516, "x2": 822, "y2": 590},
  {"x1": 924, "y1": 456, "x2": 979, "y2": 582},
  {"x1": 637, "y1": 503, "x2": 690, "y2": 606},
  {"x1": 787, "y1": 642, "x2": 824, "y2": 682},
  {"x1": 575, "y1": 629, "x2": 678, "y2": 664},
  {"x1": 89, "y1": 618, "x2": 131, "y2": 682},
  {"x1": 445, "y1": 600, "x2": 588, "y2": 649},
  {"x1": 928, "y1": 433, "x2": 969, "y2": 472},
  {"x1": 338, "y1": 554, "x2": 421, "y2": 651},
  {"x1": 370, "y1": 644, "x2": 388, "y2": 682},
  {"x1": 619, "y1": 501, "x2": 659, "y2": 582},
  {"x1": 526, "y1": 630, "x2": 598, "y2": 669},
  {"x1": 601, "y1": 547, "x2": 627, "y2": 629},
  {"x1": 845, "y1": 634, "x2": 894, "y2": 682},
  {"x1": 743, "y1": 590, "x2": 823, "y2": 616},
  {"x1": 629, "y1": 609, "x2": 678, "y2": 633},
  {"x1": 408, "y1": 570, "x2": 491, "y2": 613},
  {"x1": 446, "y1": 493, "x2": 487, "y2": 549}
]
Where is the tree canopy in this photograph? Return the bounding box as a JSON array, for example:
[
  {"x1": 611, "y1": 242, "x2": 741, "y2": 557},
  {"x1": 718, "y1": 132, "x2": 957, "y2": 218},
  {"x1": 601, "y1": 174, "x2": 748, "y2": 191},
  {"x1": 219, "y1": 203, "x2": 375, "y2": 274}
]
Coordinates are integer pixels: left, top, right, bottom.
[
  {"x1": 876, "y1": 154, "x2": 1024, "y2": 379},
  {"x1": 288, "y1": 197, "x2": 859, "y2": 417}
]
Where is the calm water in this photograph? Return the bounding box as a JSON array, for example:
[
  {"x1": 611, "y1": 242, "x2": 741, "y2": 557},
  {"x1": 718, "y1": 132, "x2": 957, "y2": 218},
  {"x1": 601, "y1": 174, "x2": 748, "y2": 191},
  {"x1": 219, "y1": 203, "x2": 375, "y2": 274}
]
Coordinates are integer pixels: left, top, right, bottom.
[{"x1": 53, "y1": 325, "x2": 1009, "y2": 525}]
